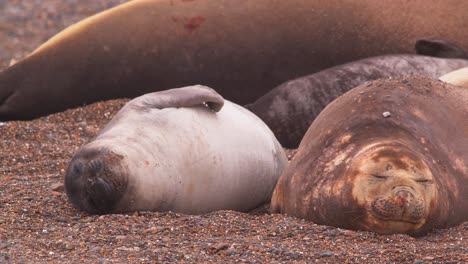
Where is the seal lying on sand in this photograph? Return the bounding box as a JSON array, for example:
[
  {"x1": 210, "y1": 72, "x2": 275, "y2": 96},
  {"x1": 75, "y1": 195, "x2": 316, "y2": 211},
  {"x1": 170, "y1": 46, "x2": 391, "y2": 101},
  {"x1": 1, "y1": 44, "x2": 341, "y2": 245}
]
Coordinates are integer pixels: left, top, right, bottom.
[
  {"x1": 270, "y1": 76, "x2": 468, "y2": 236},
  {"x1": 2, "y1": 0, "x2": 468, "y2": 120},
  {"x1": 65, "y1": 85, "x2": 287, "y2": 214},
  {"x1": 247, "y1": 55, "x2": 468, "y2": 148}
]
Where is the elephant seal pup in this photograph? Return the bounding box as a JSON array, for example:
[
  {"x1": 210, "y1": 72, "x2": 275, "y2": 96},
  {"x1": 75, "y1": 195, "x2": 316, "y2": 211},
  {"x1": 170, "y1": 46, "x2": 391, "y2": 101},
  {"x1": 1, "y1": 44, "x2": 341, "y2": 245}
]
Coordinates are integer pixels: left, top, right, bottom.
[
  {"x1": 270, "y1": 76, "x2": 468, "y2": 236},
  {"x1": 247, "y1": 55, "x2": 468, "y2": 148},
  {"x1": 64, "y1": 85, "x2": 287, "y2": 214},
  {"x1": 439, "y1": 67, "x2": 468, "y2": 88},
  {"x1": 3, "y1": 0, "x2": 468, "y2": 120}
]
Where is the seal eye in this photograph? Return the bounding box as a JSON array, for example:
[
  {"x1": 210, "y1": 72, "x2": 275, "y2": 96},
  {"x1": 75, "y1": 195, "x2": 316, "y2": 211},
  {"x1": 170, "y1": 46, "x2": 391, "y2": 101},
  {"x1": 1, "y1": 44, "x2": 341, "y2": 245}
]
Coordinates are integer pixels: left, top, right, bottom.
[
  {"x1": 72, "y1": 163, "x2": 83, "y2": 175},
  {"x1": 372, "y1": 174, "x2": 388, "y2": 179},
  {"x1": 415, "y1": 178, "x2": 431, "y2": 183}
]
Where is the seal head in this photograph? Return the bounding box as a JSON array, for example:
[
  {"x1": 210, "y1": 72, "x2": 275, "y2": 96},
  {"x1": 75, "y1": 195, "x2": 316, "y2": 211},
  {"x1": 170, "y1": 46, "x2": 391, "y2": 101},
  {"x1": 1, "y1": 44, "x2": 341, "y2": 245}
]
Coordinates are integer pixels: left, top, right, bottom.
[
  {"x1": 65, "y1": 147, "x2": 128, "y2": 214},
  {"x1": 349, "y1": 142, "x2": 436, "y2": 234}
]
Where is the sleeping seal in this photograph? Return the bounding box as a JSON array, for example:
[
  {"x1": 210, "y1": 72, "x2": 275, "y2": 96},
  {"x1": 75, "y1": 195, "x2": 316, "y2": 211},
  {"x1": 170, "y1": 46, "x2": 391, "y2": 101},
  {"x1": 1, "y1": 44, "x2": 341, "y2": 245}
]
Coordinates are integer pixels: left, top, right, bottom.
[
  {"x1": 247, "y1": 54, "x2": 468, "y2": 148},
  {"x1": 271, "y1": 76, "x2": 468, "y2": 236},
  {"x1": 65, "y1": 85, "x2": 287, "y2": 214}
]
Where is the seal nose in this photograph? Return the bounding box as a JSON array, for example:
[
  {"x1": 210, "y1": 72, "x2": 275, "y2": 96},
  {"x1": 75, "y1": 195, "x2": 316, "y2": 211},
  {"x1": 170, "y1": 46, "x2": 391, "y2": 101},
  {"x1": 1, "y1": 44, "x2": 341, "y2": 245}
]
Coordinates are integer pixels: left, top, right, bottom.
[{"x1": 393, "y1": 188, "x2": 414, "y2": 207}]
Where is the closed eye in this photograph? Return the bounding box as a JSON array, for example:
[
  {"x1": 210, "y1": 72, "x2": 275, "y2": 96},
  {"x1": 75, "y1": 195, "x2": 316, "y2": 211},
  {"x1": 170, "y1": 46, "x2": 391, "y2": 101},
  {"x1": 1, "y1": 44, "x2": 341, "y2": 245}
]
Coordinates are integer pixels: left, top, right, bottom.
[
  {"x1": 371, "y1": 174, "x2": 388, "y2": 179},
  {"x1": 415, "y1": 178, "x2": 431, "y2": 183}
]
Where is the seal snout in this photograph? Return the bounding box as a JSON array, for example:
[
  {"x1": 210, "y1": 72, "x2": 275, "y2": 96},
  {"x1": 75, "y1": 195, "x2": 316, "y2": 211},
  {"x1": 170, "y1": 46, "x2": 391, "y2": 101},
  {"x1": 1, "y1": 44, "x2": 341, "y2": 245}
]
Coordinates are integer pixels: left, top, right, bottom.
[
  {"x1": 64, "y1": 149, "x2": 127, "y2": 214},
  {"x1": 84, "y1": 160, "x2": 115, "y2": 211},
  {"x1": 370, "y1": 186, "x2": 425, "y2": 224},
  {"x1": 392, "y1": 188, "x2": 414, "y2": 207}
]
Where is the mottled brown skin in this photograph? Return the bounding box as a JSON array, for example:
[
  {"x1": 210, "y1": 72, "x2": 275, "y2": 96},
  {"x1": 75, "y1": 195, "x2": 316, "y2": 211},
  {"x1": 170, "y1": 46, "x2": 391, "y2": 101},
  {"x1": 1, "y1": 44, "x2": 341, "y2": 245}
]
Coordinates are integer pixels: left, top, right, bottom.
[
  {"x1": 2, "y1": 0, "x2": 468, "y2": 120},
  {"x1": 271, "y1": 77, "x2": 468, "y2": 236}
]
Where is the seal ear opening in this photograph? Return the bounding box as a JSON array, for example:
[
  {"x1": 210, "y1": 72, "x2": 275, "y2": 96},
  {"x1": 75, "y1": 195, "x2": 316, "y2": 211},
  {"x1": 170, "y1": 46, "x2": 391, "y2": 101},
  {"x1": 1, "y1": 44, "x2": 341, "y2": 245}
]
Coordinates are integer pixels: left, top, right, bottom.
[
  {"x1": 415, "y1": 38, "x2": 467, "y2": 59},
  {"x1": 138, "y1": 85, "x2": 225, "y2": 112}
]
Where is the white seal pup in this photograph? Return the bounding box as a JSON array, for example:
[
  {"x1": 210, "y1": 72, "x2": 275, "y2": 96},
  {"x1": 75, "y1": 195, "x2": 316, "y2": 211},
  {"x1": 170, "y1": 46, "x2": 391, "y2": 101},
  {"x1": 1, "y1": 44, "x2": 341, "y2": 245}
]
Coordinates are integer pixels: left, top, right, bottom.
[{"x1": 64, "y1": 85, "x2": 287, "y2": 214}]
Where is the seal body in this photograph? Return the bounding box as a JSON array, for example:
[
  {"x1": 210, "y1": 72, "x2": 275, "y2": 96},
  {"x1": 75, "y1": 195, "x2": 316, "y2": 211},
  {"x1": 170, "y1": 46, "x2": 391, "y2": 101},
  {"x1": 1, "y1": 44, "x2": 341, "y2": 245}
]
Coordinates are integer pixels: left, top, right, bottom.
[
  {"x1": 65, "y1": 85, "x2": 287, "y2": 214},
  {"x1": 2, "y1": 0, "x2": 468, "y2": 120},
  {"x1": 439, "y1": 66, "x2": 468, "y2": 88},
  {"x1": 271, "y1": 77, "x2": 468, "y2": 236},
  {"x1": 247, "y1": 55, "x2": 468, "y2": 148}
]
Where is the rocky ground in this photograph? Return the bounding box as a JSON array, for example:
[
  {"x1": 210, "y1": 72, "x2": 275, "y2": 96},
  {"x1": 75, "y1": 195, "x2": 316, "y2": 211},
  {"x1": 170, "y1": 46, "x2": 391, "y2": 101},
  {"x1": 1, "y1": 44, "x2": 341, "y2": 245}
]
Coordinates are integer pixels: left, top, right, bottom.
[{"x1": 0, "y1": 1, "x2": 467, "y2": 263}]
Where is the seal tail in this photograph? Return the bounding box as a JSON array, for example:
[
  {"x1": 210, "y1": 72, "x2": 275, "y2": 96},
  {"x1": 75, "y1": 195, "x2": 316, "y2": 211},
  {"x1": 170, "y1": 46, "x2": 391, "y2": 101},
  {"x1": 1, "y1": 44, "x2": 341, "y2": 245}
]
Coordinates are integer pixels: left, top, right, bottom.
[
  {"x1": 135, "y1": 85, "x2": 225, "y2": 112},
  {"x1": 415, "y1": 38, "x2": 468, "y2": 59}
]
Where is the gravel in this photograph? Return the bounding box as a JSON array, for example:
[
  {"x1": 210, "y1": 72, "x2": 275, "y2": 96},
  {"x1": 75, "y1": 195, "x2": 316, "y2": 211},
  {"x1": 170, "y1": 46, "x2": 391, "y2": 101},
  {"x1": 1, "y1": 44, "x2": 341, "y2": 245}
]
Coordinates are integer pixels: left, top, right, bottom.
[{"x1": 0, "y1": 1, "x2": 467, "y2": 263}]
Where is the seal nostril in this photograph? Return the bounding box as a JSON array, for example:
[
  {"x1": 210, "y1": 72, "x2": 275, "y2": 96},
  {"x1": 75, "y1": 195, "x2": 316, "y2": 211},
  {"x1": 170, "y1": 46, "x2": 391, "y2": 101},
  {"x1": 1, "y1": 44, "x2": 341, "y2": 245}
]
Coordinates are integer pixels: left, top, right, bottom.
[{"x1": 394, "y1": 195, "x2": 406, "y2": 207}]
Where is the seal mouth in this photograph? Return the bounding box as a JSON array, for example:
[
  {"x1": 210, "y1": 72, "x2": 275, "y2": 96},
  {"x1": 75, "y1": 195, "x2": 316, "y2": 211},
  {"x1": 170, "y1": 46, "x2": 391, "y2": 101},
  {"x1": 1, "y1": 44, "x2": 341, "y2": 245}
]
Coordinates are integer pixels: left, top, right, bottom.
[{"x1": 369, "y1": 188, "x2": 426, "y2": 225}]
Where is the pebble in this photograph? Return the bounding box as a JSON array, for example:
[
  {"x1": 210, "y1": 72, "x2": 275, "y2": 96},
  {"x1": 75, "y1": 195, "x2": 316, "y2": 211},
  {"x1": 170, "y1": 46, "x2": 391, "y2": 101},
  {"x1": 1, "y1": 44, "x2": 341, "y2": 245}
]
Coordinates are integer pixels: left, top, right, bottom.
[
  {"x1": 89, "y1": 246, "x2": 100, "y2": 252},
  {"x1": 117, "y1": 246, "x2": 140, "y2": 252},
  {"x1": 51, "y1": 183, "x2": 65, "y2": 192},
  {"x1": 320, "y1": 251, "x2": 333, "y2": 257},
  {"x1": 56, "y1": 217, "x2": 67, "y2": 223},
  {"x1": 382, "y1": 111, "x2": 391, "y2": 118},
  {"x1": 285, "y1": 251, "x2": 301, "y2": 260},
  {"x1": 212, "y1": 243, "x2": 229, "y2": 253},
  {"x1": 226, "y1": 248, "x2": 237, "y2": 256}
]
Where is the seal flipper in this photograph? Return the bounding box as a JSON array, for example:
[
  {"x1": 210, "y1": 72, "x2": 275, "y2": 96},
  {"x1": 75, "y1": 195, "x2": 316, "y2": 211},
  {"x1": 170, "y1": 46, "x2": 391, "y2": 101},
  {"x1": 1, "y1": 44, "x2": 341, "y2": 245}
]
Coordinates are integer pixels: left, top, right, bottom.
[
  {"x1": 415, "y1": 39, "x2": 468, "y2": 59},
  {"x1": 135, "y1": 85, "x2": 225, "y2": 112}
]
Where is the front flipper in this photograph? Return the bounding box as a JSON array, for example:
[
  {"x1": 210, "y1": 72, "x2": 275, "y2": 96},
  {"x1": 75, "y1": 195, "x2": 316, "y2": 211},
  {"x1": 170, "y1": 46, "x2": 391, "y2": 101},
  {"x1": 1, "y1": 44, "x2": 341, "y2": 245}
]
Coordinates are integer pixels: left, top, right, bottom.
[
  {"x1": 415, "y1": 38, "x2": 467, "y2": 59},
  {"x1": 134, "y1": 85, "x2": 224, "y2": 112}
]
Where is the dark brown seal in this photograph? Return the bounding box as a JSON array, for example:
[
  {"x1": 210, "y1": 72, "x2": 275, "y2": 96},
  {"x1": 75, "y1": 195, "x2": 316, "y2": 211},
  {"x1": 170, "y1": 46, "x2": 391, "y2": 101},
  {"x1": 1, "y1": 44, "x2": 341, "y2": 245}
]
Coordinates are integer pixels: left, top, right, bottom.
[
  {"x1": 247, "y1": 54, "x2": 468, "y2": 148},
  {"x1": 2, "y1": 0, "x2": 468, "y2": 120},
  {"x1": 270, "y1": 76, "x2": 468, "y2": 236}
]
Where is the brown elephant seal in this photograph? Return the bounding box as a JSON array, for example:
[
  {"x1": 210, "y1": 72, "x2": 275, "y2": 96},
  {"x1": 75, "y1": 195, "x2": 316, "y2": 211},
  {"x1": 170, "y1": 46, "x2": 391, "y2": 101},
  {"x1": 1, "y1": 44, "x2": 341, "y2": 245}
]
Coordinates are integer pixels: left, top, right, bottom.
[
  {"x1": 270, "y1": 76, "x2": 468, "y2": 236},
  {"x1": 2, "y1": 0, "x2": 468, "y2": 120},
  {"x1": 246, "y1": 54, "x2": 468, "y2": 148},
  {"x1": 439, "y1": 67, "x2": 468, "y2": 88},
  {"x1": 64, "y1": 85, "x2": 287, "y2": 214}
]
